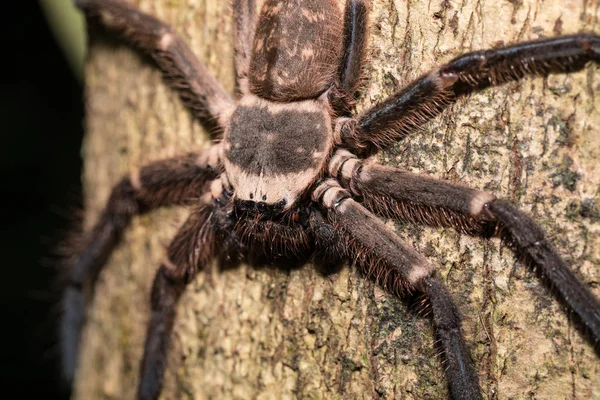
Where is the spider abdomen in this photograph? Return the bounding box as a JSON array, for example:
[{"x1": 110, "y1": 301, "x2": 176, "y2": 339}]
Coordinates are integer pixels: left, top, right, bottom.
[
  {"x1": 224, "y1": 95, "x2": 334, "y2": 208},
  {"x1": 249, "y1": 0, "x2": 344, "y2": 101}
]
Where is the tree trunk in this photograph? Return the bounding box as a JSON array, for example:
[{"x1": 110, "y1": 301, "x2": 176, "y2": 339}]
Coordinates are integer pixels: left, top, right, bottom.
[{"x1": 75, "y1": 0, "x2": 600, "y2": 398}]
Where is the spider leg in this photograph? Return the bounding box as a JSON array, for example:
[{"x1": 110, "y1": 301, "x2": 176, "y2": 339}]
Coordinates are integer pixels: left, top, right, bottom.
[
  {"x1": 61, "y1": 149, "x2": 222, "y2": 385},
  {"x1": 138, "y1": 202, "x2": 222, "y2": 400},
  {"x1": 338, "y1": 34, "x2": 600, "y2": 152},
  {"x1": 329, "y1": 0, "x2": 369, "y2": 115},
  {"x1": 313, "y1": 180, "x2": 482, "y2": 399},
  {"x1": 329, "y1": 149, "x2": 492, "y2": 234},
  {"x1": 233, "y1": 0, "x2": 256, "y2": 96},
  {"x1": 330, "y1": 150, "x2": 600, "y2": 344},
  {"x1": 75, "y1": 0, "x2": 234, "y2": 130}
]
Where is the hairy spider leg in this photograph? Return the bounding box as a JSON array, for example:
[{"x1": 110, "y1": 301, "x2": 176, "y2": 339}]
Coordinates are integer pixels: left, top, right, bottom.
[
  {"x1": 423, "y1": 277, "x2": 482, "y2": 400},
  {"x1": 329, "y1": 149, "x2": 495, "y2": 234},
  {"x1": 338, "y1": 0, "x2": 369, "y2": 96},
  {"x1": 139, "y1": 205, "x2": 219, "y2": 400},
  {"x1": 328, "y1": 0, "x2": 370, "y2": 115},
  {"x1": 71, "y1": 0, "x2": 600, "y2": 398},
  {"x1": 232, "y1": 0, "x2": 257, "y2": 96},
  {"x1": 313, "y1": 180, "x2": 483, "y2": 399},
  {"x1": 330, "y1": 149, "x2": 600, "y2": 347},
  {"x1": 61, "y1": 151, "x2": 221, "y2": 384},
  {"x1": 76, "y1": 0, "x2": 234, "y2": 130},
  {"x1": 487, "y1": 200, "x2": 600, "y2": 342},
  {"x1": 338, "y1": 34, "x2": 600, "y2": 153}
]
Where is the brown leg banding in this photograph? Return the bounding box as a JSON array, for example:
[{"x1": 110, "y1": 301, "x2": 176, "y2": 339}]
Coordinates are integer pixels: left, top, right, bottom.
[
  {"x1": 61, "y1": 151, "x2": 219, "y2": 386},
  {"x1": 75, "y1": 0, "x2": 234, "y2": 128},
  {"x1": 341, "y1": 33, "x2": 600, "y2": 152},
  {"x1": 314, "y1": 180, "x2": 432, "y2": 292},
  {"x1": 330, "y1": 157, "x2": 600, "y2": 350},
  {"x1": 138, "y1": 206, "x2": 218, "y2": 400},
  {"x1": 329, "y1": 153, "x2": 496, "y2": 234},
  {"x1": 314, "y1": 179, "x2": 482, "y2": 398}
]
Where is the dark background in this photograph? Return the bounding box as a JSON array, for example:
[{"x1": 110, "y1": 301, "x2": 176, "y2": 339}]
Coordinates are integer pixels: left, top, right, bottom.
[{"x1": 1, "y1": 2, "x2": 83, "y2": 398}]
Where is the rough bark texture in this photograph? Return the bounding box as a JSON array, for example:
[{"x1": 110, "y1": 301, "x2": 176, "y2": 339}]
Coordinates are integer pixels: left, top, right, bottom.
[{"x1": 75, "y1": 0, "x2": 600, "y2": 399}]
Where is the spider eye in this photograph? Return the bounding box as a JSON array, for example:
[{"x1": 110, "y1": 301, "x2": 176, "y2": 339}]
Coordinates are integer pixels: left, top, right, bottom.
[{"x1": 278, "y1": 199, "x2": 287, "y2": 208}]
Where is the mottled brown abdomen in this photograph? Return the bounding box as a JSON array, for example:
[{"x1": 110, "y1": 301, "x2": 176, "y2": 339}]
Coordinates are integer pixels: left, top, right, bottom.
[{"x1": 249, "y1": 0, "x2": 343, "y2": 101}]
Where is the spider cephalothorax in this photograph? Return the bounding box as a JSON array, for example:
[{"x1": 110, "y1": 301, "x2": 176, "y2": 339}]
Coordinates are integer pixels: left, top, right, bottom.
[
  {"x1": 224, "y1": 94, "x2": 335, "y2": 209},
  {"x1": 66, "y1": 0, "x2": 600, "y2": 399}
]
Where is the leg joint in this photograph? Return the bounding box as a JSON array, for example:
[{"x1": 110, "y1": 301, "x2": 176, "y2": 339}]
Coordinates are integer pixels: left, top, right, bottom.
[
  {"x1": 313, "y1": 179, "x2": 352, "y2": 210},
  {"x1": 328, "y1": 149, "x2": 362, "y2": 188}
]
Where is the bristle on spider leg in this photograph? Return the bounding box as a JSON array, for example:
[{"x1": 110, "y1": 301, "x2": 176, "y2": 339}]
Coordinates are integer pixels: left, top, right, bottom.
[
  {"x1": 423, "y1": 277, "x2": 482, "y2": 399},
  {"x1": 343, "y1": 34, "x2": 600, "y2": 153},
  {"x1": 487, "y1": 200, "x2": 600, "y2": 346},
  {"x1": 337, "y1": 0, "x2": 370, "y2": 98},
  {"x1": 314, "y1": 180, "x2": 482, "y2": 396},
  {"x1": 59, "y1": 179, "x2": 137, "y2": 385},
  {"x1": 412, "y1": 294, "x2": 432, "y2": 318},
  {"x1": 57, "y1": 150, "x2": 220, "y2": 392},
  {"x1": 338, "y1": 162, "x2": 493, "y2": 235},
  {"x1": 75, "y1": 0, "x2": 234, "y2": 129},
  {"x1": 138, "y1": 205, "x2": 221, "y2": 400}
]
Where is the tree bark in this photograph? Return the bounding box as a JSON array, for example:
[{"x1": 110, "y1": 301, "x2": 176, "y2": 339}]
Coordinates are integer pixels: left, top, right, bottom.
[{"x1": 75, "y1": 0, "x2": 600, "y2": 398}]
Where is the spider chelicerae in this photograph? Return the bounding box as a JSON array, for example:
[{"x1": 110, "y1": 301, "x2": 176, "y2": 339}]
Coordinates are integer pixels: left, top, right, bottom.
[{"x1": 66, "y1": 0, "x2": 600, "y2": 399}]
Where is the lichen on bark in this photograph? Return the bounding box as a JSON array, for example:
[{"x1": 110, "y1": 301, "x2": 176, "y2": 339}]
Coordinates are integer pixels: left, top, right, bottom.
[{"x1": 75, "y1": 0, "x2": 600, "y2": 399}]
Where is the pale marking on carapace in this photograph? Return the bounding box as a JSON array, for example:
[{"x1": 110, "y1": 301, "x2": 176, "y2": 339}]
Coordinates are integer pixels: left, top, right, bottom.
[
  {"x1": 224, "y1": 94, "x2": 334, "y2": 207},
  {"x1": 211, "y1": 99, "x2": 236, "y2": 130},
  {"x1": 237, "y1": 93, "x2": 328, "y2": 115},
  {"x1": 225, "y1": 163, "x2": 320, "y2": 209},
  {"x1": 300, "y1": 7, "x2": 326, "y2": 23},
  {"x1": 301, "y1": 47, "x2": 316, "y2": 60}
]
